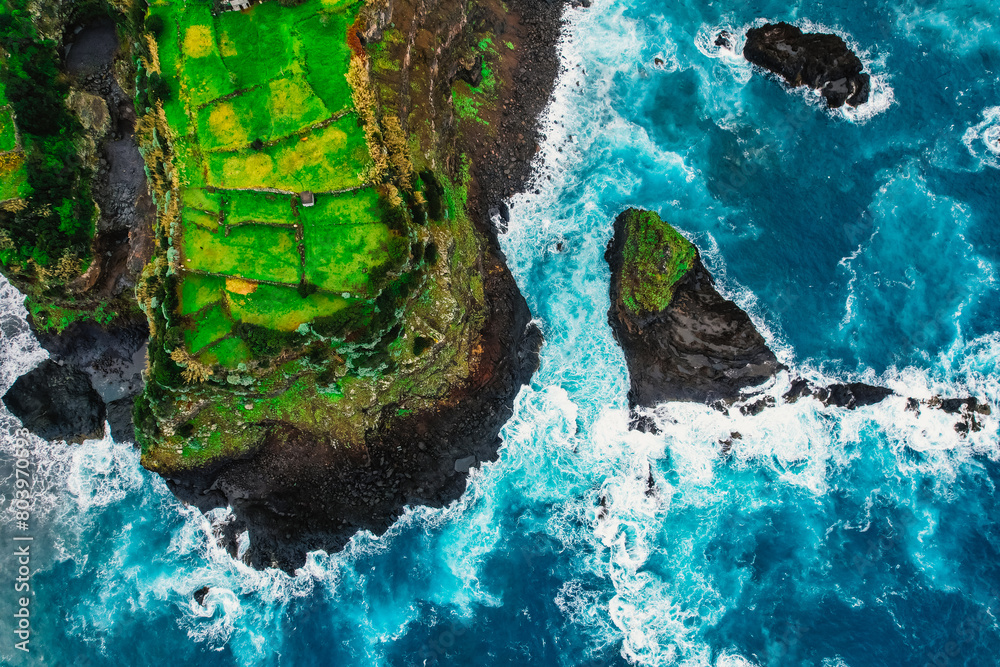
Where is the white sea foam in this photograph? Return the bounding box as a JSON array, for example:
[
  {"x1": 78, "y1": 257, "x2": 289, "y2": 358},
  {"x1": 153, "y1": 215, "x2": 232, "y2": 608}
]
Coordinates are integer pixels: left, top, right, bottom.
[{"x1": 962, "y1": 106, "x2": 1000, "y2": 169}]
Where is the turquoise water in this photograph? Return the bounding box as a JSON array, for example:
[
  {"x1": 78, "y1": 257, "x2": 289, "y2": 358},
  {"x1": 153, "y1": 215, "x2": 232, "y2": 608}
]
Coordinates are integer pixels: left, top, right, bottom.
[{"x1": 2, "y1": 0, "x2": 1000, "y2": 664}]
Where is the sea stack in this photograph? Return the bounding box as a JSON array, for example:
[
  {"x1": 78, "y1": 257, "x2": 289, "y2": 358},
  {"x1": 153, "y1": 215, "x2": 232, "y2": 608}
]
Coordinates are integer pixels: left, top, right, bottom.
[
  {"x1": 605, "y1": 208, "x2": 782, "y2": 407},
  {"x1": 743, "y1": 22, "x2": 871, "y2": 108}
]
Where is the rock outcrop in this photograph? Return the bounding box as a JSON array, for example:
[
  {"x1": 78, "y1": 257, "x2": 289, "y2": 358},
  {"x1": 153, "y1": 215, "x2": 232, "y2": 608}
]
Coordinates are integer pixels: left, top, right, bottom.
[
  {"x1": 743, "y1": 22, "x2": 870, "y2": 108},
  {"x1": 3, "y1": 360, "x2": 105, "y2": 442},
  {"x1": 605, "y1": 208, "x2": 991, "y2": 435},
  {"x1": 606, "y1": 208, "x2": 782, "y2": 407}
]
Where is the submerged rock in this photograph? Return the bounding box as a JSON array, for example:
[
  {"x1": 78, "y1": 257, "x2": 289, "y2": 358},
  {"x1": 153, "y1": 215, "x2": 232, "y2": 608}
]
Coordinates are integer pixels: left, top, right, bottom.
[
  {"x1": 743, "y1": 21, "x2": 870, "y2": 108},
  {"x1": 605, "y1": 208, "x2": 782, "y2": 407}
]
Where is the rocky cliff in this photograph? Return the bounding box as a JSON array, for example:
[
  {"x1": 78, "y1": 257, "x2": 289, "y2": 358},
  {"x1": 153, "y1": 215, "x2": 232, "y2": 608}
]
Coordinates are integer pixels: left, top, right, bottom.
[{"x1": 148, "y1": 0, "x2": 561, "y2": 571}]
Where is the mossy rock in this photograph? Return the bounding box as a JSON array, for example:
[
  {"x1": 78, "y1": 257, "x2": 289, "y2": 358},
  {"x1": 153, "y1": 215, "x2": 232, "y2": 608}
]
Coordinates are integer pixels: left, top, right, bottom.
[{"x1": 617, "y1": 208, "x2": 696, "y2": 314}]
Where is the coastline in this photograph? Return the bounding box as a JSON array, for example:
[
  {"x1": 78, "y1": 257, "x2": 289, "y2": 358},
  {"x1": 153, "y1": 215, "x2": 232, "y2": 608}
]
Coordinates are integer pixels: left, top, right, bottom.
[{"x1": 162, "y1": 0, "x2": 565, "y2": 571}]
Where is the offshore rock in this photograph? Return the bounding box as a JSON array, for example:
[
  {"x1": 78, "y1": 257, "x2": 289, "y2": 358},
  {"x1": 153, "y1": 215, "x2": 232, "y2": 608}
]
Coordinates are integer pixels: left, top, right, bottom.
[
  {"x1": 605, "y1": 209, "x2": 782, "y2": 407},
  {"x1": 783, "y1": 378, "x2": 893, "y2": 409},
  {"x1": 3, "y1": 360, "x2": 105, "y2": 442},
  {"x1": 743, "y1": 22, "x2": 871, "y2": 108},
  {"x1": 605, "y1": 209, "x2": 990, "y2": 432}
]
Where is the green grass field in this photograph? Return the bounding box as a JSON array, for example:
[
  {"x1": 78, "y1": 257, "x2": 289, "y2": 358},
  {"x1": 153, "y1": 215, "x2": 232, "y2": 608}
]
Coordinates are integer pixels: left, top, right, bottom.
[
  {"x1": 298, "y1": 187, "x2": 382, "y2": 227},
  {"x1": 197, "y1": 336, "x2": 251, "y2": 368},
  {"x1": 304, "y1": 223, "x2": 392, "y2": 294},
  {"x1": 151, "y1": 0, "x2": 391, "y2": 368},
  {"x1": 196, "y1": 74, "x2": 330, "y2": 152},
  {"x1": 227, "y1": 283, "x2": 353, "y2": 331},
  {"x1": 205, "y1": 118, "x2": 369, "y2": 191},
  {"x1": 185, "y1": 303, "x2": 233, "y2": 353},
  {"x1": 181, "y1": 187, "x2": 222, "y2": 214},
  {"x1": 179, "y1": 273, "x2": 225, "y2": 316},
  {"x1": 181, "y1": 222, "x2": 301, "y2": 284},
  {"x1": 224, "y1": 190, "x2": 296, "y2": 225}
]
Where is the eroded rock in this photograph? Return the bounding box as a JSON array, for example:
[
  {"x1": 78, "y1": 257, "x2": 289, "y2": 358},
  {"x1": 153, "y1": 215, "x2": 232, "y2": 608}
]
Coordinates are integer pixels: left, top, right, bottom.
[{"x1": 743, "y1": 21, "x2": 870, "y2": 108}]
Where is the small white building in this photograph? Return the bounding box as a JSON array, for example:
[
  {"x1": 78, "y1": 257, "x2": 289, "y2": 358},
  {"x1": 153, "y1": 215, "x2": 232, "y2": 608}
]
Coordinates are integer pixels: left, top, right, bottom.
[{"x1": 226, "y1": 0, "x2": 251, "y2": 11}]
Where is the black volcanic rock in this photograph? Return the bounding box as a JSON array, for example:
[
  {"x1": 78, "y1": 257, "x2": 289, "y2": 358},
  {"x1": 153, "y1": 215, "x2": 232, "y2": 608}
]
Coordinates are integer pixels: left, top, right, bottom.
[
  {"x1": 3, "y1": 360, "x2": 105, "y2": 442},
  {"x1": 606, "y1": 209, "x2": 782, "y2": 407},
  {"x1": 743, "y1": 22, "x2": 870, "y2": 108},
  {"x1": 17, "y1": 317, "x2": 149, "y2": 444},
  {"x1": 815, "y1": 382, "x2": 894, "y2": 408},
  {"x1": 193, "y1": 586, "x2": 210, "y2": 606}
]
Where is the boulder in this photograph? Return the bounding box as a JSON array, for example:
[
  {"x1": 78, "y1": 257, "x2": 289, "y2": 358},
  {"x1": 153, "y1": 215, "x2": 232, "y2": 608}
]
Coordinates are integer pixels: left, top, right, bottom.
[
  {"x1": 3, "y1": 360, "x2": 105, "y2": 442},
  {"x1": 743, "y1": 22, "x2": 870, "y2": 108}
]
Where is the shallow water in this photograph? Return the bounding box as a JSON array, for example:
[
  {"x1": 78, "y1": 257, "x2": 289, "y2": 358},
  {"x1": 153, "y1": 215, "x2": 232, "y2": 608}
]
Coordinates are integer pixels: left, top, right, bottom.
[{"x1": 2, "y1": 0, "x2": 999, "y2": 665}]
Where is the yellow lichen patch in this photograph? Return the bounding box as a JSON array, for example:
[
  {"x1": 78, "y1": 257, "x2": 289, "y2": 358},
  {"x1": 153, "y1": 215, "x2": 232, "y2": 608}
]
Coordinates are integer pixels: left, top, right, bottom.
[
  {"x1": 276, "y1": 128, "x2": 347, "y2": 175},
  {"x1": 269, "y1": 77, "x2": 314, "y2": 128},
  {"x1": 183, "y1": 25, "x2": 215, "y2": 58},
  {"x1": 225, "y1": 277, "x2": 258, "y2": 295},
  {"x1": 207, "y1": 102, "x2": 248, "y2": 148},
  {"x1": 220, "y1": 34, "x2": 238, "y2": 58},
  {"x1": 219, "y1": 152, "x2": 274, "y2": 188}
]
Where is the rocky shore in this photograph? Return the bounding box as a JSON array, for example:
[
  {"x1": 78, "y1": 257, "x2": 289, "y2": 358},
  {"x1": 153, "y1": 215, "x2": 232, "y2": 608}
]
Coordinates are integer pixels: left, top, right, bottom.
[
  {"x1": 3, "y1": 16, "x2": 152, "y2": 444},
  {"x1": 743, "y1": 22, "x2": 871, "y2": 108},
  {"x1": 3, "y1": 317, "x2": 147, "y2": 443}
]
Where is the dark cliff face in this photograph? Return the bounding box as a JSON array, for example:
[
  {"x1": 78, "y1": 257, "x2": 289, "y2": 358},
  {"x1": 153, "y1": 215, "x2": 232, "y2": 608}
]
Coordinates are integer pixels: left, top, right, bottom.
[
  {"x1": 167, "y1": 262, "x2": 542, "y2": 570},
  {"x1": 743, "y1": 22, "x2": 871, "y2": 108},
  {"x1": 605, "y1": 209, "x2": 782, "y2": 407}
]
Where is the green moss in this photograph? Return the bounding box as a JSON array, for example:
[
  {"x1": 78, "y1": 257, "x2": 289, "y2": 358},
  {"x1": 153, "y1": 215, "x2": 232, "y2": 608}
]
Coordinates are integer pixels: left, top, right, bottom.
[
  {"x1": 26, "y1": 299, "x2": 116, "y2": 334},
  {"x1": 618, "y1": 208, "x2": 696, "y2": 314}
]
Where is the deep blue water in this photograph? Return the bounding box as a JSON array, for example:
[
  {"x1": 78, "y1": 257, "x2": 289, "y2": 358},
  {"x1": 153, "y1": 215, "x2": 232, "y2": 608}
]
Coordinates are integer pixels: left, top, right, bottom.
[{"x1": 2, "y1": 0, "x2": 1000, "y2": 664}]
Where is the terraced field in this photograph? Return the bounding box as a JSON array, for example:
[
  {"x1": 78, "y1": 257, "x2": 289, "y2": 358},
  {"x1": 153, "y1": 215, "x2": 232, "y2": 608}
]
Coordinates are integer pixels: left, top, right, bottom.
[
  {"x1": 150, "y1": 0, "x2": 393, "y2": 368},
  {"x1": 0, "y1": 78, "x2": 27, "y2": 202}
]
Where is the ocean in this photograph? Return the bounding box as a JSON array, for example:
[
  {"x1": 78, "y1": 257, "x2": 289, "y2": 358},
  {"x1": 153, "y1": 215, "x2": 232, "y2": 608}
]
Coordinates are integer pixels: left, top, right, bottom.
[{"x1": 2, "y1": 0, "x2": 999, "y2": 664}]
